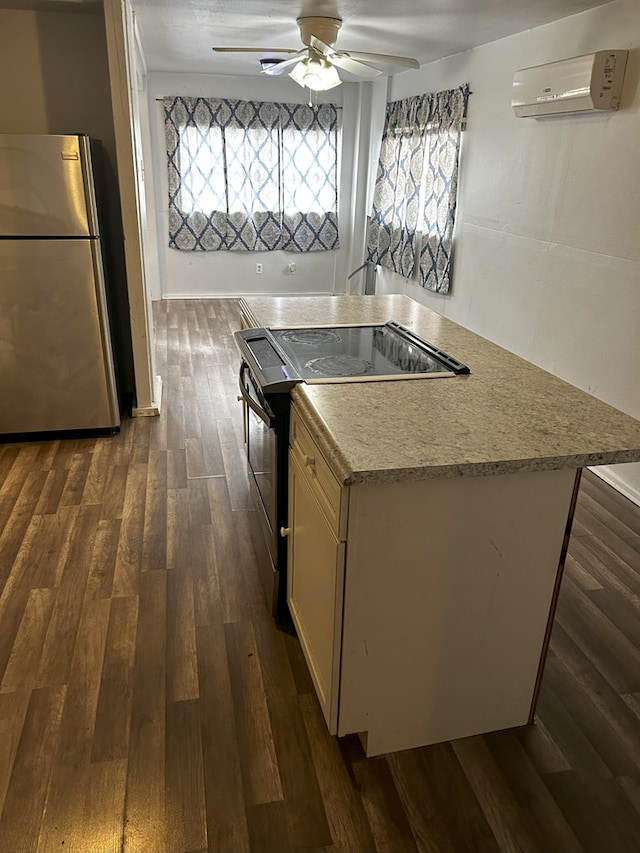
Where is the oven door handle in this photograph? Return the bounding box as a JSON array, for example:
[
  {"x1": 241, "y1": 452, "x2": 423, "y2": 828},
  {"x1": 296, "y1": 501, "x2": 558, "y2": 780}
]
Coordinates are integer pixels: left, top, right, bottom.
[{"x1": 238, "y1": 361, "x2": 275, "y2": 428}]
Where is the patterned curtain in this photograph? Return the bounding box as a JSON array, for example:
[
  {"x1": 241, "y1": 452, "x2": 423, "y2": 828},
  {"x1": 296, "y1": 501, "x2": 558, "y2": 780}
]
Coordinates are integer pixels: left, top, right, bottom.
[
  {"x1": 163, "y1": 96, "x2": 339, "y2": 252},
  {"x1": 366, "y1": 96, "x2": 429, "y2": 278},
  {"x1": 418, "y1": 84, "x2": 469, "y2": 293},
  {"x1": 367, "y1": 84, "x2": 469, "y2": 293}
]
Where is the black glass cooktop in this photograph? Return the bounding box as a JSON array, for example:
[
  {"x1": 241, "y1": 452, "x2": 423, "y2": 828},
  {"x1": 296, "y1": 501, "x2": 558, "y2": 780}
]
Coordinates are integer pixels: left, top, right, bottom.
[
  {"x1": 271, "y1": 324, "x2": 454, "y2": 379},
  {"x1": 235, "y1": 322, "x2": 469, "y2": 394}
]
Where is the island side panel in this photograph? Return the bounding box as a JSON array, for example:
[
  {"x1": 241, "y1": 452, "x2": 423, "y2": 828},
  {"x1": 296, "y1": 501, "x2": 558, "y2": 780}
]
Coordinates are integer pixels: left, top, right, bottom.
[
  {"x1": 337, "y1": 467, "x2": 577, "y2": 756},
  {"x1": 527, "y1": 467, "x2": 582, "y2": 723}
]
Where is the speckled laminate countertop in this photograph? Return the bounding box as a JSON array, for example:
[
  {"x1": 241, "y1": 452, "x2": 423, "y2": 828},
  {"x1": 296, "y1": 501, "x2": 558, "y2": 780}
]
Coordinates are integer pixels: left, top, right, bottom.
[{"x1": 240, "y1": 295, "x2": 640, "y2": 485}]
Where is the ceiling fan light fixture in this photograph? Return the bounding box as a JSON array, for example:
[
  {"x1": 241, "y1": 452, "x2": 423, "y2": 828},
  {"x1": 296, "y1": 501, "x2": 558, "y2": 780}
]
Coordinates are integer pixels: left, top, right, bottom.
[
  {"x1": 289, "y1": 56, "x2": 341, "y2": 91},
  {"x1": 259, "y1": 57, "x2": 285, "y2": 71}
]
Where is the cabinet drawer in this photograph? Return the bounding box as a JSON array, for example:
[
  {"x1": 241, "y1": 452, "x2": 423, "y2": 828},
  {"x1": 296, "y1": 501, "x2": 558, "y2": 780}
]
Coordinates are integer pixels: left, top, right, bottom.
[{"x1": 290, "y1": 405, "x2": 345, "y2": 539}]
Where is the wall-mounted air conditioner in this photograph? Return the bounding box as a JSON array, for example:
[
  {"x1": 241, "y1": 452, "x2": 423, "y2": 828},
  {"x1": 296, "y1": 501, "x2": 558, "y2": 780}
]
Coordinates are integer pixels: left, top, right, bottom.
[{"x1": 512, "y1": 50, "x2": 628, "y2": 117}]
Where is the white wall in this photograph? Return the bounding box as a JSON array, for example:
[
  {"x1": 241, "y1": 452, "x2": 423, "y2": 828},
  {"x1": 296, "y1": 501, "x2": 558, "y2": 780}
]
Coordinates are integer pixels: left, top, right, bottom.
[
  {"x1": 144, "y1": 71, "x2": 369, "y2": 298},
  {"x1": 376, "y1": 0, "x2": 640, "y2": 503}
]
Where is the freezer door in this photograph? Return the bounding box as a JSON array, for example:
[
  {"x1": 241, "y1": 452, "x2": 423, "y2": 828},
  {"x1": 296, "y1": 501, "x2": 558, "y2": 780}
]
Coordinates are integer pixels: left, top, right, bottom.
[
  {"x1": 0, "y1": 238, "x2": 120, "y2": 433},
  {"x1": 0, "y1": 134, "x2": 96, "y2": 237}
]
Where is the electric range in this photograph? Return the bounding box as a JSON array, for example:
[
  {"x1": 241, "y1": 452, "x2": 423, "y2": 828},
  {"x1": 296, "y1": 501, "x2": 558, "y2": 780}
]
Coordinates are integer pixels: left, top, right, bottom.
[{"x1": 234, "y1": 321, "x2": 470, "y2": 617}]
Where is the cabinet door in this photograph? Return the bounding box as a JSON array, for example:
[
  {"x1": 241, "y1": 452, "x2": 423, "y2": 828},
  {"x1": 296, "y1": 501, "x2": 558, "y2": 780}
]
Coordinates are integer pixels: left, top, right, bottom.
[{"x1": 287, "y1": 452, "x2": 345, "y2": 733}]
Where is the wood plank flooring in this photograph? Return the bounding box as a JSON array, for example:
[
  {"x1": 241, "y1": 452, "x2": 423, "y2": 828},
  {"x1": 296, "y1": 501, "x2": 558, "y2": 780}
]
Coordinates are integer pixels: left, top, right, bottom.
[{"x1": 1, "y1": 297, "x2": 639, "y2": 852}]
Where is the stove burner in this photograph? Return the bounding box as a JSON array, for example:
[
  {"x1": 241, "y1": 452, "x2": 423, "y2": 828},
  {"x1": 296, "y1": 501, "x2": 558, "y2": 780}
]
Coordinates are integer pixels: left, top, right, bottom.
[
  {"x1": 304, "y1": 355, "x2": 373, "y2": 377},
  {"x1": 280, "y1": 329, "x2": 341, "y2": 347}
]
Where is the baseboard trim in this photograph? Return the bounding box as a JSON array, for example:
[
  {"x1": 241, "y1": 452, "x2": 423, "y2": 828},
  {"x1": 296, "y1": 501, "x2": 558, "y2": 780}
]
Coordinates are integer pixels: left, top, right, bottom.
[
  {"x1": 588, "y1": 465, "x2": 640, "y2": 508},
  {"x1": 159, "y1": 290, "x2": 336, "y2": 300}
]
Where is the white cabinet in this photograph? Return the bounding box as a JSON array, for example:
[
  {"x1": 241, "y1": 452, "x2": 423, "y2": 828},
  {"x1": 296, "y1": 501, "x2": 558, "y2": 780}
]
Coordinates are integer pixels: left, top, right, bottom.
[{"x1": 286, "y1": 401, "x2": 581, "y2": 756}]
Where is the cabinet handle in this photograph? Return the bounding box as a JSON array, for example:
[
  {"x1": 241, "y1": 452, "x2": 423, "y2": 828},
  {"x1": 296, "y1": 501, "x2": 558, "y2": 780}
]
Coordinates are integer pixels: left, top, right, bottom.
[
  {"x1": 280, "y1": 526, "x2": 291, "y2": 537},
  {"x1": 303, "y1": 454, "x2": 316, "y2": 468}
]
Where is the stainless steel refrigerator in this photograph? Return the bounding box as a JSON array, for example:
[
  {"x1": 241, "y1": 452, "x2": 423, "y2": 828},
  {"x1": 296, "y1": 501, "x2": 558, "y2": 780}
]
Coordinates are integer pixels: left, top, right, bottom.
[{"x1": 0, "y1": 133, "x2": 120, "y2": 435}]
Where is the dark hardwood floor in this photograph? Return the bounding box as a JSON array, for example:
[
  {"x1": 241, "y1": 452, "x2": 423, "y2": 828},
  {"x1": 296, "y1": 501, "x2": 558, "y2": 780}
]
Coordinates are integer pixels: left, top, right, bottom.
[{"x1": 1, "y1": 297, "x2": 639, "y2": 852}]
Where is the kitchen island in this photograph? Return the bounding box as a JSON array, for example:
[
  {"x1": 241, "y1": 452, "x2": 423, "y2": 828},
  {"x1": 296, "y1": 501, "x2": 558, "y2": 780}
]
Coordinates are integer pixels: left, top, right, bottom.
[{"x1": 239, "y1": 295, "x2": 640, "y2": 755}]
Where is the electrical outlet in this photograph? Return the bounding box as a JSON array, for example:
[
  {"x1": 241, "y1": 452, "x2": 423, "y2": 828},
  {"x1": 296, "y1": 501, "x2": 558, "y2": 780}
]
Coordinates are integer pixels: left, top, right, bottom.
[{"x1": 255, "y1": 263, "x2": 263, "y2": 274}]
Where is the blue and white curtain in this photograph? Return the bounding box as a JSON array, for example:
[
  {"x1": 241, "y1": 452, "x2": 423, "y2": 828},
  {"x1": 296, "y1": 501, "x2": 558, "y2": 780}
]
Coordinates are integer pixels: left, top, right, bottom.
[
  {"x1": 366, "y1": 96, "x2": 429, "y2": 279},
  {"x1": 163, "y1": 96, "x2": 339, "y2": 252},
  {"x1": 367, "y1": 84, "x2": 469, "y2": 293}
]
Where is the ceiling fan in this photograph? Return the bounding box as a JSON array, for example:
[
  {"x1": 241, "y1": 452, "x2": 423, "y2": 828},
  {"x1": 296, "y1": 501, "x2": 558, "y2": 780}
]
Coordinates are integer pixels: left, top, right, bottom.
[{"x1": 212, "y1": 16, "x2": 420, "y2": 91}]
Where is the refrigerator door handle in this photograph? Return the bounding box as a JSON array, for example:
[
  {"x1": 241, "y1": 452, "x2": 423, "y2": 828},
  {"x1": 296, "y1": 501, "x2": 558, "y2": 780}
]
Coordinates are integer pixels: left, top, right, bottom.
[
  {"x1": 79, "y1": 136, "x2": 101, "y2": 238},
  {"x1": 89, "y1": 238, "x2": 120, "y2": 425}
]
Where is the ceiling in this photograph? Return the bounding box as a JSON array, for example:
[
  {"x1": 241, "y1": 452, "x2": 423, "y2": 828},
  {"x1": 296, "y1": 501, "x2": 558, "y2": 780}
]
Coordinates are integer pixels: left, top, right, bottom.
[
  {"x1": 131, "y1": 0, "x2": 611, "y2": 77},
  {"x1": 3, "y1": 0, "x2": 612, "y2": 77}
]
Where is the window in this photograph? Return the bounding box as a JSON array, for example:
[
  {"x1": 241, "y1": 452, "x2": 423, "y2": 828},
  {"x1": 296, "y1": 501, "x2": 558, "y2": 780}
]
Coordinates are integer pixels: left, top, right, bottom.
[
  {"x1": 163, "y1": 97, "x2": 340, "y2": 252},
  {"x1": 367, "y1": 84, "x2": 469, "y2": 294}
]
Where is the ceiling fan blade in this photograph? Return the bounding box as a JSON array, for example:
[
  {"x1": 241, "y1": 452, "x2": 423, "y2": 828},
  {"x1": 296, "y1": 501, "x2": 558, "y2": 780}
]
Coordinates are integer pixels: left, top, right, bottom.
[
  {"x1": 337, "y1": 50, "x2": 420, "y2": 69},
  {"x1": 308, "y1": 34, "x2": 418, "y2": 76},
  {"x1": 261, "y1": 51, "x2": 308, "y2": 75},
  {"x1": 308, "y1": 35, "x2": 335, "y2": 57},
  {"x1": 329, "y1": 54, "x2": 382, "y2": 79},
  {"x1": 212, "y1": 47, "x2": 298, "y2": 54},
  {"x1": 307, "y1": 36, "x2": 377, "y2": 78}
]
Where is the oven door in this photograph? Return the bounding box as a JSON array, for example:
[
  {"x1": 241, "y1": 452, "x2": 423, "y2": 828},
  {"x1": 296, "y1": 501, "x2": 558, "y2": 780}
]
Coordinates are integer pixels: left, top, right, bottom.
[{"x1": 239, "y1": 361, "x2": 281, "y2": 611}]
